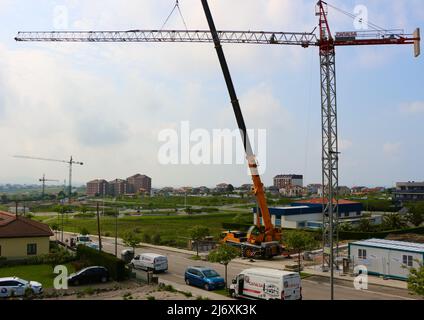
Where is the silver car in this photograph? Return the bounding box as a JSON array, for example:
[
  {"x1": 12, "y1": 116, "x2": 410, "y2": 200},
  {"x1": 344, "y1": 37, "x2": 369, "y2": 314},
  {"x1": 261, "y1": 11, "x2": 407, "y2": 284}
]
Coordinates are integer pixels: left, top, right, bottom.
[{"x1": 0, "y1": 277, "x2": 43, "y2": 298}]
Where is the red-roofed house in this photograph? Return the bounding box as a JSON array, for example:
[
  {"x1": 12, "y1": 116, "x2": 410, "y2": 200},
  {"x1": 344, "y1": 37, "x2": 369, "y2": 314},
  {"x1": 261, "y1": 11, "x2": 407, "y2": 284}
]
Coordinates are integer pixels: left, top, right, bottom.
[{"x1": 0, "y1": 211, "x2": 53, "y2": 260}]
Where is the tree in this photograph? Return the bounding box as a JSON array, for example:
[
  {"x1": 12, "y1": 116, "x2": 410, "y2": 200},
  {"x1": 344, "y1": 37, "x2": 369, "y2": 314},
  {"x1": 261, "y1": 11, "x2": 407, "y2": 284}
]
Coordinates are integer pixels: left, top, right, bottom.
[
  {"x1": 284, "y1": 231, "x2": 316, "y2": 270},
  {"x1": 382, "y1": 213, "x2": 407, "y2": 230},
  {"x1": 190, "y1": 226, "x2": 210, "y2": 257},
  {"x1": 226, "y1": 184, "x2": 235, "y2": 193},
  {"x1": 407, "y1": 262, "x2": 424, "y2": 297},
  {"x1": 357, "y1": 217, "x2": 373, "y2": 232},
  {"x1": 208, "y1": 244, "x2": 240, "y2": 289},
  {"x1": 0, "y1": 194, "x2": 9, "y2": 204},
  {"x1": 406, "y1": 202, "x2": 424, "y2": 227},
  {"x1": 122, "y1": 231, "x2": 141, "y2": 252}
]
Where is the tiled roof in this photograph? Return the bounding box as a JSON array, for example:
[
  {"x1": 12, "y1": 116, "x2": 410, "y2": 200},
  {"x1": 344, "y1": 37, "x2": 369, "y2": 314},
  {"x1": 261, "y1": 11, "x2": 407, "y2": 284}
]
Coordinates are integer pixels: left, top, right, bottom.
[{"x1": 0, "y1": 211, "x2": 53, "y2": 238}]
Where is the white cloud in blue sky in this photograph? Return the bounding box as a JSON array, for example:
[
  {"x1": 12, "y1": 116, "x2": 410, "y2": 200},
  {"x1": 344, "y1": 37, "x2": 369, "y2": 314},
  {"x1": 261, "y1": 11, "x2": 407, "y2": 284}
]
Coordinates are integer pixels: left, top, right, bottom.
[{"x1": 0, "y1": 0, "x2": 423, "y2": 188}]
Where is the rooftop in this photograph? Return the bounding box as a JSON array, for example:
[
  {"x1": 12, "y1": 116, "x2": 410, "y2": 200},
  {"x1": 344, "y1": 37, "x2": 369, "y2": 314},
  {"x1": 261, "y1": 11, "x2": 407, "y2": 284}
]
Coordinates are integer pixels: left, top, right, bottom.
[
  {"x1": 351, "y1": 238, "x2": 424, "y2": 253},
  {"x1": 0, "y1": 211, "x2": 53, "y2": 238}
]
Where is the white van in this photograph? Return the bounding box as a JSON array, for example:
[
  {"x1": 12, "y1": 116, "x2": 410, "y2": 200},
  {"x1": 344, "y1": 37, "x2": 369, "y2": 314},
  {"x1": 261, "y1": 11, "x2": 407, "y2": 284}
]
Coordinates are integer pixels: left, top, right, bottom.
[
  {"x1": 130, "y1": 253, "x2": 168, "y2": 273},
  {"x1": 229, "y1": 268, "x2": 302, "y2": 301}
]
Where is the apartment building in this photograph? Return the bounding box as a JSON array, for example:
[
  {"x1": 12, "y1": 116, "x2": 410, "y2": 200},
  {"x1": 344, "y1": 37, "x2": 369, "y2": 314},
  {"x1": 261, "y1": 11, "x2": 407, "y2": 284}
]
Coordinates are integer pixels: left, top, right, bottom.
[
  {"x1": 273, "y1": 174, "x2": 303, "y2": 189},
  {"x1": 86, "y1": 179, "x2": 109, "y2": 197},
  {"x1": 126, "y1": 174, "x2": 152, "y2": 194}
]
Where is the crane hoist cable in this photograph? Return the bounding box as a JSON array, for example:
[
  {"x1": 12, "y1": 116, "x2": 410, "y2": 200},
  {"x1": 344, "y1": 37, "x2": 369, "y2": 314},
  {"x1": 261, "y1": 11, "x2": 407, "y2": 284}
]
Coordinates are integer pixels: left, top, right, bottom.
[
  {"x1": 160, "y1": 0, "x2": 189, "y2": 32},
  {"x1": 325, "y1": 2, "x2": 386, "y2": 32}
]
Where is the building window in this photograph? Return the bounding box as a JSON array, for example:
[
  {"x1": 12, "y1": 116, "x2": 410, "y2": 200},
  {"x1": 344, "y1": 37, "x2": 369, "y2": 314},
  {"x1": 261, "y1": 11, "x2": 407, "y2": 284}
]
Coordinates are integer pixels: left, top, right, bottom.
[
  {"x1": 356, "y1": 211, "x2": 361, "y2": 216},
  {"x1": 275, "y1": 219, "x2": 281, "y2": 227},
  {"x1": 27, "y1": 244, "x2": 37, "y2": 256},
  {"x1": 358, "y1": 249, "x2": 367, "y2": 260},
  {"x1": 403, "y1": 255, "x2": 413, "y2": 267}
]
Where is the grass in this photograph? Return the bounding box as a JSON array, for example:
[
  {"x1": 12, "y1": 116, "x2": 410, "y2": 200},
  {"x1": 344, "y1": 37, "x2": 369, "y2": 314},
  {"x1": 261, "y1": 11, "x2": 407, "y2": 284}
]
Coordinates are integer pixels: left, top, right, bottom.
[
  {"x1": 0, "y1": 263, "x2": 75, "y2": 288},
  {"x1": 45, "y1": 212, "x2": 252, "y2": 247},
  {"x1": 214, "y1": 288, "x2": 230, "y2": 297}
]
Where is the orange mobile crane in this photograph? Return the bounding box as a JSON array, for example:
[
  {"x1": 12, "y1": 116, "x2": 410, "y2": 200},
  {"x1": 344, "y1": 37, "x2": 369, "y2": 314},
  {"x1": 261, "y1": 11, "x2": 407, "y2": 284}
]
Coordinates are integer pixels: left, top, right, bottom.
[{"x1": 201, "y1": 0, "x2": 283, "y2": 259}]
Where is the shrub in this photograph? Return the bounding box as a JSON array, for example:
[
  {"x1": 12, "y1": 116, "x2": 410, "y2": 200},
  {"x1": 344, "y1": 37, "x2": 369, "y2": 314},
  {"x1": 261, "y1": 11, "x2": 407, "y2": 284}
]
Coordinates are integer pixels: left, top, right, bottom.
[
  {"x1": 152, "y1": 234, "x2": 161, "y2": 245},
  {"x1": 76, "y1": 245, "x2": 128, "y2": 281},
  {"x1": 142, "y1": 234, "x2": 152, "y2": 243},
  {"x1": 80, "y1": 227, "x2": 90, "y2": 235}
]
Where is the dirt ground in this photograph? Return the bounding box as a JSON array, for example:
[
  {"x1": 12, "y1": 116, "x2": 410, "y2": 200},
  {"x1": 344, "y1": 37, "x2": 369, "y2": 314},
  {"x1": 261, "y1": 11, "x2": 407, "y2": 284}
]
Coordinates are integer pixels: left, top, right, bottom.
[{"x1": 42, "y1": 281, "x2": 198, "y2": 300}]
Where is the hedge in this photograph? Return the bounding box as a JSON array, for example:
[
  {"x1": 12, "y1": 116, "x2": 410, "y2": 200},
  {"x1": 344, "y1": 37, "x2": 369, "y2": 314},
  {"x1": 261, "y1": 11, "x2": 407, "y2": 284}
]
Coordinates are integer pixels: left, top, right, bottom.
[
  {"x1": 338, "y1": 226, "x2": 424, "y2": 240},
  {"x1": 76, "y1": 245, "x2": 128, "y2": 281},
  {"x1": 222, "y1": 223, "x2": 252, "y2": 231}
]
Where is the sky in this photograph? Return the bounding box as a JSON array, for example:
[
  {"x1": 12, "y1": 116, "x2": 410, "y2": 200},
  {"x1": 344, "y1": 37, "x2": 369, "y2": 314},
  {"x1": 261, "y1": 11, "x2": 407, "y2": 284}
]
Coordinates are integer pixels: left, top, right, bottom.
[{"x1": 0, "y1": 0, "x2": 423, "y2": 188}]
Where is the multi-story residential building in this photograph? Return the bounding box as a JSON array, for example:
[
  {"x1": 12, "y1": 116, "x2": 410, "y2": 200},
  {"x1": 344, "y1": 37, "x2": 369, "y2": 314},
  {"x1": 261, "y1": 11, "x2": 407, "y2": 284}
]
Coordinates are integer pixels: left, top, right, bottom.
[
  {"x1": 273, "y1": 174, "x2": 303, "y2": 189},
  {"x1": 86, "y1": 179, "x2": 109, "y2": 197},
  {"x1": 126, "y1": 174, "x2": 152, "y2": 194},
  {"x1": 395, "y1": 182, "x2": 424, "y2": 202},
  {"x1": 108, "y1": 179, "x2": 129, "y2": 197}
]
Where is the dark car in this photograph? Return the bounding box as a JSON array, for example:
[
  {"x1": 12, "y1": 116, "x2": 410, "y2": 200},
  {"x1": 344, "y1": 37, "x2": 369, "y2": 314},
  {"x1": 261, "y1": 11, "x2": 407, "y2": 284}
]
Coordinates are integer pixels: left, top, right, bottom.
[
  {"x1": 184, "y1": 266, "x2": 225, "y2": 291},
  {"x1": 68, "y1": 266, "x2": 109, "y2": 286}
]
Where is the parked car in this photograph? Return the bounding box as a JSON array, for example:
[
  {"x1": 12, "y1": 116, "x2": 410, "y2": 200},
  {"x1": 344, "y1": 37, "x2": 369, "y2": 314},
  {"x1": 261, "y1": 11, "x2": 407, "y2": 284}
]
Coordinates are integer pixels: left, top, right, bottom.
[
  {"x1": 229, "y1": 268, "x2": 302, "y2": 300},
  {"x1": 0, "y1": 277, "x2": 43, "y2": 298},
  {"x1": 184, "y1": 266, "x2": 225, "y2": 291},
  {"x1": 67, "y1": 266, "x2": 109, "y2": 286},
  {"x1": 130, "y1": 253, "x2": 168, "y2": 273}
]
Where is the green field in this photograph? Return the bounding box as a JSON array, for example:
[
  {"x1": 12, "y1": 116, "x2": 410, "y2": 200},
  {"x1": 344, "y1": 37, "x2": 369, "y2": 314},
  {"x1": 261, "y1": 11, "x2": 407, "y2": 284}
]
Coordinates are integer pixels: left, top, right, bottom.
[
  {"x1": 0, "y1": 263, "x2": 75, "y2": 288},
  {"x1": 45, "y1": 212, "x2": 252, "y2": 248}
]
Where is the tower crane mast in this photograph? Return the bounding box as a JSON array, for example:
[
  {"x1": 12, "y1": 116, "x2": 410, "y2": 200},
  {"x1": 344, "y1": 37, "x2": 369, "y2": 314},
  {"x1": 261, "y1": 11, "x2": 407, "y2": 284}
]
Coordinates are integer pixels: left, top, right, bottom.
[
  {"x1": 14, "y1": 155, "x2": 84, "y2": 203},
  {"x1": 39, "y1": 174, "x2": 59, "y2": 199}
]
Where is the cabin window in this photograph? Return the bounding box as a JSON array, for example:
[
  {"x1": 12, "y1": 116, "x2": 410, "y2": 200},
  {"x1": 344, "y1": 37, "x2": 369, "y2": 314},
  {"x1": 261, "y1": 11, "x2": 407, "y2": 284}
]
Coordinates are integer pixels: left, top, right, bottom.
[
  {"x1": 27, "y1": 243, "x2": 37, "y2": 256},
  {"x1": 403, "y1": 255, "x2": 413, "y2": 267},
  {"x1": 358, "y1": 249, "x2": 367, "y2": 260}
]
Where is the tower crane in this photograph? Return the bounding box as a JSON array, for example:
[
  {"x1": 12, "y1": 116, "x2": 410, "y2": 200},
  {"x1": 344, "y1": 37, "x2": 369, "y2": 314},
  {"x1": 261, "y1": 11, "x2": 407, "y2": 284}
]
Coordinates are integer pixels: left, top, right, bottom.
[
  {"x1": 39, "y1": 174, "x2": 59, "y2": 199},
  {"x1": 14, "y1": 155, "x2": 84, "y2": 203},
  {"x1": 15, "y1": 0, "x2": 420, "y2": 297}
]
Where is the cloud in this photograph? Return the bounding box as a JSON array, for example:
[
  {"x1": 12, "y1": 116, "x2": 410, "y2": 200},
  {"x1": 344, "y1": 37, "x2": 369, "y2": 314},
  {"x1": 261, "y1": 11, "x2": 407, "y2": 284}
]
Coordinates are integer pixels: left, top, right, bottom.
[
  {"x1": 339, "y1": 139, "x2": 353, "y2": 151},
  {"x1": 383, "y1": 142, "x2": 401, "y2": 156},
  {"x1": 400, "y1": 101, "x2": 424, "y2": 114}
]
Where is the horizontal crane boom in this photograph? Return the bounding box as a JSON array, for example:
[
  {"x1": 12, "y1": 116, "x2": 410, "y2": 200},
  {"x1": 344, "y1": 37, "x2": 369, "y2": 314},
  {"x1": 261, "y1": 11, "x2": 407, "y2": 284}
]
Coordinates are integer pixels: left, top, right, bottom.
[{"x1": 15, "y1": 30, "x2": 318, "y2": 47}]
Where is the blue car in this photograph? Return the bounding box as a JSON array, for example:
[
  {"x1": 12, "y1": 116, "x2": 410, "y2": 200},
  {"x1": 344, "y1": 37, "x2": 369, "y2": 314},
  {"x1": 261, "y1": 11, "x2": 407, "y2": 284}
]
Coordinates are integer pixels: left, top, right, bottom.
[{"x1": 184, "y1": 266, "x2": 225, "y2": 291}]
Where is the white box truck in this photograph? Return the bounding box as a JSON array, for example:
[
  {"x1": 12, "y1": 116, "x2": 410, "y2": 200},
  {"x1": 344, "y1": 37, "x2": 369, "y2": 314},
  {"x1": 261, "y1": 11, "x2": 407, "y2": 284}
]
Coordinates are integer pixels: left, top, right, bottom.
[{"x1": 229, "y1": 268, "x2": 302, "y2": 301}]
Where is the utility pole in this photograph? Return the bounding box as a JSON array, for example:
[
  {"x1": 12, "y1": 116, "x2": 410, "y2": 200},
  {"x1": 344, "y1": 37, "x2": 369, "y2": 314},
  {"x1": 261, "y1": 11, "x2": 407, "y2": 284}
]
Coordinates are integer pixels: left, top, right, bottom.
[
  {"x1": 96, "y1": 202, "x2": 102, "y2": 251},
  {"x1": 115, "y1": 207, "x2": 118, "y2": 257},
  {"x1": 61, "y1": 206, "x2": 64, "y2": 243}
]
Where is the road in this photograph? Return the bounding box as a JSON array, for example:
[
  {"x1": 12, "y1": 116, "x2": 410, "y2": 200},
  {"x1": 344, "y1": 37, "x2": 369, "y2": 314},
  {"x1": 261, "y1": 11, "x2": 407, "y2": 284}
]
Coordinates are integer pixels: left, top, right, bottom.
[{"x1": 62, "y1": 233, "x2": 417, "y2": 300}]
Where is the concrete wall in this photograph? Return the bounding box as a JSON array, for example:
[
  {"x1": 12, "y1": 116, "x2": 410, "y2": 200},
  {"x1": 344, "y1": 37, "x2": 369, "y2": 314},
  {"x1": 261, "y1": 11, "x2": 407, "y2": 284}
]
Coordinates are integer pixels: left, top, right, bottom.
[{"x1": 0, "y1": 237, "x2": 50, "y2": 259}]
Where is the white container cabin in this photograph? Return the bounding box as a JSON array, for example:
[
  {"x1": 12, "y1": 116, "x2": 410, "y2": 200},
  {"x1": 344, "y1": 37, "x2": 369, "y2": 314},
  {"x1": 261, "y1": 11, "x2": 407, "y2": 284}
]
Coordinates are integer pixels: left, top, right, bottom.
[{"x1": 348, "y1": 238, "x2": 424, "y2": 280}]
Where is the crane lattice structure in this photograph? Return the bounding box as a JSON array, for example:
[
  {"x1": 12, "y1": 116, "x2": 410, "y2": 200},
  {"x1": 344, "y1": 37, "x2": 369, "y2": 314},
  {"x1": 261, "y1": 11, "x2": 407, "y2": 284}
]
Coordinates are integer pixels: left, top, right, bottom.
[
  {"x1": 15, "y1": 155, "x2": 84, "y2": 203},
  {"x1": 15, "y1": 0, "x2": 420, "y2": 299},
  {"x1": 39, "y1": 174, "x2": 59, "y2": 198}
]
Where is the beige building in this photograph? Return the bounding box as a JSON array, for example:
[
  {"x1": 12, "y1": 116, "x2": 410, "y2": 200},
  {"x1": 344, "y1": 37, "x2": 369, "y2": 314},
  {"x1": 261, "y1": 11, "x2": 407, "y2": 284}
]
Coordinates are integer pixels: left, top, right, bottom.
[
  {"x1": 274, "y1": 174, "x2": 303, "y2": 189},
  {"x1": 0, "y1": 211, "x2": 53, "y2": 260}
]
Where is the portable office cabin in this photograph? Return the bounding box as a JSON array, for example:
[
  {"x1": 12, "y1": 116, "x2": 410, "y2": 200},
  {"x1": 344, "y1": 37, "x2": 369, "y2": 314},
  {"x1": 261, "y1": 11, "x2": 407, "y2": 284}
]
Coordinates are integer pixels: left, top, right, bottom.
[{"x1": 348, "y1": 239, "x2": 424, "y2": 280}]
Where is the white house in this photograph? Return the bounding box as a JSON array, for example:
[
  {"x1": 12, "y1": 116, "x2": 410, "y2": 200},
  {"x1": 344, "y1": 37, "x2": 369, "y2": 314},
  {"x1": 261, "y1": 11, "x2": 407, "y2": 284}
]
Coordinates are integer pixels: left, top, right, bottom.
[{"x1": 349, "y1": 239, "x2": 424, "y2": 280}]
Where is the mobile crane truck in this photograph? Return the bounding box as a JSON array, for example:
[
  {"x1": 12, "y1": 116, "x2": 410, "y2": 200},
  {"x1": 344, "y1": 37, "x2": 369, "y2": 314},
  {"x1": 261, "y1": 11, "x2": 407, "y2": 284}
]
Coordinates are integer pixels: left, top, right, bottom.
[{"x1": 202, "y1": 0, "x2": 283, "y2": 259}]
